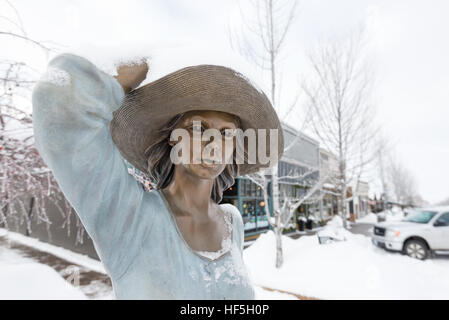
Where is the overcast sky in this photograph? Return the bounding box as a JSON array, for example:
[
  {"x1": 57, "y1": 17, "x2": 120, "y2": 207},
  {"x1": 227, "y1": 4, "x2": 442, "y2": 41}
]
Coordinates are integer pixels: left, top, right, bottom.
[{"x1": 2, "y1": 0, "x2": 448, "y2": 203}]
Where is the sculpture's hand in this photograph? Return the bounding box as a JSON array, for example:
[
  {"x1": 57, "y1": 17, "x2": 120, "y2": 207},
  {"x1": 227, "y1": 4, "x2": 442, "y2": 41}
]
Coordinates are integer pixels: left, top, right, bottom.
[{"x1": 114, "y1": 58, "x2": 149, "y2": 94}]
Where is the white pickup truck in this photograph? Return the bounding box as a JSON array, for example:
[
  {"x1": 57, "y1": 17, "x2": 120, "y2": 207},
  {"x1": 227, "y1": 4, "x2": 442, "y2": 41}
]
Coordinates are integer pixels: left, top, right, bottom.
[{"x1": 371, "y1": 207, "x2": 449, "y2": 260}]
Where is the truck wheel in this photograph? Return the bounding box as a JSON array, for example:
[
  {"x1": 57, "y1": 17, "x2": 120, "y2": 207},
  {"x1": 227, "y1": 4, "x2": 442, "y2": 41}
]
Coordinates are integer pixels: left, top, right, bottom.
[{"x1": 404, "y1": 239, "x2": 429, "y2": 260}]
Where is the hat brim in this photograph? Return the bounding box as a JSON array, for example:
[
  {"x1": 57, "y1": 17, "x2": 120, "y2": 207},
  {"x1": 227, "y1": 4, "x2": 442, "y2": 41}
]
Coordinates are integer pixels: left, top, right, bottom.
[{"x1": 109, "y1": 64, "x2": 284, "y2": 177}]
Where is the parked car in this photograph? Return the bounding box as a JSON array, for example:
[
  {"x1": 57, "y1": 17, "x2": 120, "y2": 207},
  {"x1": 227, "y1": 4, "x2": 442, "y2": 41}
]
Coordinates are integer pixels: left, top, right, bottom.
[{"x1": 371, "y1": 207, "x2": 449, "y2": 260}]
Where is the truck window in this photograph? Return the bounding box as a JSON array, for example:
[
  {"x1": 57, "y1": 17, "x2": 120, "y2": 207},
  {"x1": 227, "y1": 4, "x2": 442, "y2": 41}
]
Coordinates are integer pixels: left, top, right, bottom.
[
  {"x1": 434, "y1": 212, "x2": 449, "y2": 227},
  {"x1": 405, "y1": 210, "x2": 437, "y2": 223}
]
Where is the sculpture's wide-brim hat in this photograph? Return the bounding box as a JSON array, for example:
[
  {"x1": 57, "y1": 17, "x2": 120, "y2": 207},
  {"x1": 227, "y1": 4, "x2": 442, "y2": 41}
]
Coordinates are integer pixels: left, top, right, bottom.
[{"x1": 109, "y1": 64, "x2": 284, "y2": 176}]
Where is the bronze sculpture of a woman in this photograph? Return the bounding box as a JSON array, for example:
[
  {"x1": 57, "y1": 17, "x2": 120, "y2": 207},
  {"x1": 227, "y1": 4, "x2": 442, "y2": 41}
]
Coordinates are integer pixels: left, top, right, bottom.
[{"x1": 32, "y1": 53, "x2": 284, "y2": 299}]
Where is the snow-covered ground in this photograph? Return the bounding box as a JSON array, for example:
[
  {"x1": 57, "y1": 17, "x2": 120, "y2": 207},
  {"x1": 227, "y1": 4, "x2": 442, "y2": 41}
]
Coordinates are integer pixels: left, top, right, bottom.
[
  {"x1": 0, "y1": 228, "x2": 297, "y2": 300},
  {"x1": 3, "y1": 218, "x2": 449, "y2": 300},
  {"x1": 244, "y1": 216, "x2": 449, "y2": 300},
  {"x1": 0, "y1": 239, "x2": 88, "y2": 300}
]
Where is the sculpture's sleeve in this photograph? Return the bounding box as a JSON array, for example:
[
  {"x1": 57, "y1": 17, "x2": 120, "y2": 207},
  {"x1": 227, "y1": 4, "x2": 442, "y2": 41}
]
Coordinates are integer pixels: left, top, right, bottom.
[{"x1": 32, "y1": 53, "x2": 149, "y2": 280}]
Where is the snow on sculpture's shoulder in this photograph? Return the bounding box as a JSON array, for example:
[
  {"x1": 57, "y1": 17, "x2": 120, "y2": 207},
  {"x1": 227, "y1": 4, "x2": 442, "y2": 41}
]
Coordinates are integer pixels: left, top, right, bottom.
[
  {"x1": 219, "y1": 203, "x2": 245, "y2": 253},
  {"x1": 219, "y1": 203, "x2": 243, "y2": 230},
  {"x1": 39, "y1": 66, "x2": 71, "y2": 87}
]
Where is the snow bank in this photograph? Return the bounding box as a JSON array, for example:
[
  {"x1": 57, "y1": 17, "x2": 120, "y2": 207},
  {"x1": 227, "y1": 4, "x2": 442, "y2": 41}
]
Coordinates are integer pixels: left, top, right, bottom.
[
  {"x1": 386, "y1": 211, "x2": 405, "y2": 222},
  {"x1": 377, "y1": 209, "x2": 405, "y2": 222},
  {"x1": 243, "y1": 217, "x2": 449, "y2": 299},
  {"x1": 316, "y1": 216, "x2": 353, "y2": 241}
]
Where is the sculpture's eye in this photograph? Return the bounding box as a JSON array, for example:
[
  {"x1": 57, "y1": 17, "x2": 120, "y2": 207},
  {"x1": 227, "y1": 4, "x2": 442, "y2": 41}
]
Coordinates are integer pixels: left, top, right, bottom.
[
  {"x1": 191, "y1": 124, "x2": 205, "y2": 133},
  {"x1": 222, "y1": 129, "x2": 236, "y2": 139}
]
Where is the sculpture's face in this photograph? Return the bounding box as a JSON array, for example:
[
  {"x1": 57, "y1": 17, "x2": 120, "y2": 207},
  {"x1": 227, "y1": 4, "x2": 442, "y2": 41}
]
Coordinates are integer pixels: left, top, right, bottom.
[{"x1": 168, "y1": 110, "x2": 239, "y2": 180}]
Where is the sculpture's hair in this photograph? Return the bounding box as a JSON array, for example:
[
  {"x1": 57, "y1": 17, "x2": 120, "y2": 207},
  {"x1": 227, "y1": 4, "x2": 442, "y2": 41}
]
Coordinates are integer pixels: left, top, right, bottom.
[{"x1": 144, "y1": 112, "x2": 244, "y2": 203}]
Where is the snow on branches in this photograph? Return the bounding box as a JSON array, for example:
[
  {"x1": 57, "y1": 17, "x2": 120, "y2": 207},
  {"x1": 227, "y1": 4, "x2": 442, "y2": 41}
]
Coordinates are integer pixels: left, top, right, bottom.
[{"x1": 0, "y1": 4, "x2": 86, "y2": 244}]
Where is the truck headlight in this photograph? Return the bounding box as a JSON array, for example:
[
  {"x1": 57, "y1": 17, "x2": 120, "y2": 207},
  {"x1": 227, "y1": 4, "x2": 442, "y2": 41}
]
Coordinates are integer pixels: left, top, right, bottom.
[{"x1": 386, "y1": 229, "x2": 400, "y2": 238}]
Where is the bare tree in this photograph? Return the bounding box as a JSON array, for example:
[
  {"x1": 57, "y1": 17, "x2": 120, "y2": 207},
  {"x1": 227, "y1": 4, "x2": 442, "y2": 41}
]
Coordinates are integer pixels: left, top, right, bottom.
[
  {"x1": 229, "y1": 0, "x2": 326, "y2": 268},
  {"x1": 374, "y1": 135, "x2": 425, "y2": 208},
  {"x1": 302, "y1": 28, "x2": 380, "y2": 228},
  {"x1": 437, "y1": 197, "x2": 449, "y2": 206},
  {"x1": 0, "y1": 1, "x2": 85, "y2": 244},
  {"x1": 387, "y1": 156, "x2": 421, "y2": 207},
  {"x1": 372, "y1": 134, "x2": 392, "y2": 211},
  {"x1": 248, "y1": 165, "x2": 327, "y2": 249}
]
